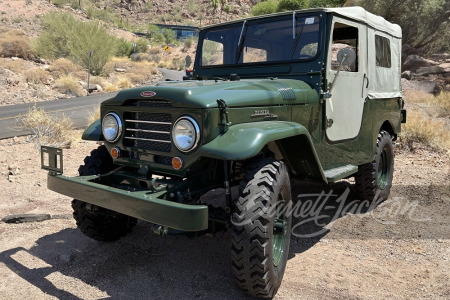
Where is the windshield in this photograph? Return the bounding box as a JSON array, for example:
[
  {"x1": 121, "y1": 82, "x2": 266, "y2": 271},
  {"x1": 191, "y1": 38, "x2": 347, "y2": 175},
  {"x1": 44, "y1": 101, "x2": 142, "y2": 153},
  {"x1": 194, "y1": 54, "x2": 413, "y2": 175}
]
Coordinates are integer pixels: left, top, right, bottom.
[{"x1": 200, "y1": 14, "x2": 321, "y2": 67}]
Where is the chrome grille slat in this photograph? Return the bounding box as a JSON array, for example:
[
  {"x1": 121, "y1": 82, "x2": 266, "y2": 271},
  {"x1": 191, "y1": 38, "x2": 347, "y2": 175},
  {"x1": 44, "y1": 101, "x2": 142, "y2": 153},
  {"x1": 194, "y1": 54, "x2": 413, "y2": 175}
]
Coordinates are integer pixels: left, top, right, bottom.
[
  {"x1": 123, "y1": 112, "x2": 172, "y2": 153},
  {"x1": 124, "y1": 137, "x2": 172, "y2": 143},
  {"x1": 126, "y1": 128, "x2": 170, "y2": 134},
  {"x1": 125, "y1": 119, "x2": 171, "y2": 125}
]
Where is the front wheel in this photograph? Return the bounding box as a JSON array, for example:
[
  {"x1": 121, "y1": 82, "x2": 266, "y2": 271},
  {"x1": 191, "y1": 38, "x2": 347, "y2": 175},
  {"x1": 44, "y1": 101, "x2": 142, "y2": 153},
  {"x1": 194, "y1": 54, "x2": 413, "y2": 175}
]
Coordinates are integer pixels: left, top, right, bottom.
[
  {"x1": 231, "y1": 158, "x2": 292, "y2": 298},
  {"x1": 72, "y1": 146, "x2": 137, "y2": 242},
  {"x1": 355, "y1": 131, "x2": 394, "y2": 201}
]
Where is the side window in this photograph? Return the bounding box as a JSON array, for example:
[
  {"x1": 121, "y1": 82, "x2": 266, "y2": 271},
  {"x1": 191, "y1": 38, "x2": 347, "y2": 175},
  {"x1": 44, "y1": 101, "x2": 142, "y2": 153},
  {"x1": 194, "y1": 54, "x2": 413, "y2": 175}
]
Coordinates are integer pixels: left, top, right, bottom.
[
  {"x1": 375, "y1": 35, "x2": 391, "y2": 68},
  {"x1": 202, "y1": 40, "x2": 224, "y2": 66},
  {"x1": 330, "y1": 22, "x2": 358, "y2": 72}
]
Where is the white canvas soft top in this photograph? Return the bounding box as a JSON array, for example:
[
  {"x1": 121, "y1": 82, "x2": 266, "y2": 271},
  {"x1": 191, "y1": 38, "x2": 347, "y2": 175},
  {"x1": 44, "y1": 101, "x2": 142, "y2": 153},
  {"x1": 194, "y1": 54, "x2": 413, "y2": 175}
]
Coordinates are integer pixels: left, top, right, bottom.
[
  {"x1": 204, "y1": 7, "x2": 402, "y2": 38},
  {"x1": 318, "y1": 7, "x2": 402, "y2": 38}
]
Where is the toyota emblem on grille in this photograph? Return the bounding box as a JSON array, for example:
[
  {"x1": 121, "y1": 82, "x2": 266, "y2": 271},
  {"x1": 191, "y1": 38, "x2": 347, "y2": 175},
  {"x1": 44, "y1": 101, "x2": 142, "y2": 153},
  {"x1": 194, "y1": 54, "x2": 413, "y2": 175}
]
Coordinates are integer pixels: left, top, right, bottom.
[{"x1": 140, "y1": 91, "x2": 156, "y2": 97}]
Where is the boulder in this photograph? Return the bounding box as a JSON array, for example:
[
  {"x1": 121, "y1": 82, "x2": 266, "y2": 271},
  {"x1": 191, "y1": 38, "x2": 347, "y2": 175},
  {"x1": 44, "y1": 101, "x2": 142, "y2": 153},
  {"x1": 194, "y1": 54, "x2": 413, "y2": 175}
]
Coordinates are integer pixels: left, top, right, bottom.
[
  {"x1": 415, "y1": 66, "x2": 446, "y2": 76},
  {"x1": 403, "y1": 55, "x2": 437, "y2": 72},
  {"x1": 401, "y1": 70, "x2": 411, "y2": 80},
  {"x1": 115, "y1": 68, "x2": 126, "y2": 72}
]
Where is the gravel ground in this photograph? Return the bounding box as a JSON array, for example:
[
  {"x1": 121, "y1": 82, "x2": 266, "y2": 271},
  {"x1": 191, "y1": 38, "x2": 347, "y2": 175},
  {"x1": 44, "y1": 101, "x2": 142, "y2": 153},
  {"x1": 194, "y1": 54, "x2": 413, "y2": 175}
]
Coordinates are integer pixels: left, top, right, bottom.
[{"x1": 0, "y1": 136, "x2": 449, "y2": 299}]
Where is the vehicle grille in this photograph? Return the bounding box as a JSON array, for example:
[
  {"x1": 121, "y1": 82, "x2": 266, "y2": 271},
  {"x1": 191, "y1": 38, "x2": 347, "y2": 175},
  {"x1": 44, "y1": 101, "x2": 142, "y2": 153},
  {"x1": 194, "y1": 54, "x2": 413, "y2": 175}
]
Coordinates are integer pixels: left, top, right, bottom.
[
  {"x1": 123, "y1": 99, "x2": 172, "y2": 108},
  {"x1": 123, "y1": 112, "x2": 172, "y2": 153}
]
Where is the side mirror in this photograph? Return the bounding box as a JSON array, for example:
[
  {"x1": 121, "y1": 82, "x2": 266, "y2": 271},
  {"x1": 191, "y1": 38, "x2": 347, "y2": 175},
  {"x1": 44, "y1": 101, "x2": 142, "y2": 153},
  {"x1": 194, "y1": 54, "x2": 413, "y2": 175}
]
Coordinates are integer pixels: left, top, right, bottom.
[
  {"x1": 325, "y1": 47, "x2": 357, "y2": 98},
  {"x1": 337, "y1": 47, "x2": 356, "y2": 66},
  {"x1": 184, "y1": 55, "x2": 192, "y2": 76}
]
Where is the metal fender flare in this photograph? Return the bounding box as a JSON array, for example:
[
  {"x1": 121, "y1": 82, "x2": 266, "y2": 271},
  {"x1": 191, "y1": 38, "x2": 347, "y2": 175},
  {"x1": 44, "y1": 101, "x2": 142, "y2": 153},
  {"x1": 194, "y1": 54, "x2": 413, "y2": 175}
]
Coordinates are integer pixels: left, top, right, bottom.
[
  {"x1": 201, "y1": 121, "x2": 327, "y2": 182},
  {"x1": 81, "y1": 119, "x2": 103, "y2": 141}
]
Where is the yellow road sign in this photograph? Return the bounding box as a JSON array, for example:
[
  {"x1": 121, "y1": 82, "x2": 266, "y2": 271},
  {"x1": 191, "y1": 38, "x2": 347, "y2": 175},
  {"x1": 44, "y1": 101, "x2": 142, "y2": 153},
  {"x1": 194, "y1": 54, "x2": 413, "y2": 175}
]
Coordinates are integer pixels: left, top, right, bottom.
[{"x1": 164, "y1": 45, "x2": 171, "y2": 52}]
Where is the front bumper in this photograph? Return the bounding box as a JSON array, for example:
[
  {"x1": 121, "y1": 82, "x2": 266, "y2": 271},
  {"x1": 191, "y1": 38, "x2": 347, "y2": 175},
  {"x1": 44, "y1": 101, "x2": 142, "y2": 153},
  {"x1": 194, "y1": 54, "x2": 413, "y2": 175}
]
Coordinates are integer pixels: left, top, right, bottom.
[
  {"x1": 42, "y1": 147, "x2": 208, "y2": 231},
  {"x1": 47, "y1": 174, "x2": 208, "y2": 231}
]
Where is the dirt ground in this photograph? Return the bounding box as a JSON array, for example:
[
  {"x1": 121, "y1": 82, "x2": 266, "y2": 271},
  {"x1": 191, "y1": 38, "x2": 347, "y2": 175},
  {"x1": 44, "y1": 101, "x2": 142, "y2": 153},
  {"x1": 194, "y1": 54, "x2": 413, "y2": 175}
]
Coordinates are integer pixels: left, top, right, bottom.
[{"x1": 0, "y1": 135, "x2": 449, "y2": 299}]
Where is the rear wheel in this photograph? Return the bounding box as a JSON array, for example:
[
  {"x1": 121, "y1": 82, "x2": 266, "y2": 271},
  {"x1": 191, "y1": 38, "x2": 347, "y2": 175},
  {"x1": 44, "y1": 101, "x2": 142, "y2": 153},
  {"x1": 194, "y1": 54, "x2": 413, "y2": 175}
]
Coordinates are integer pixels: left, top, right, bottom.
[
  {"x1": 355, "y1": 131, "x2": 394, "y2": 201},
  {"x1": 231, "y1": 158, "x2": 292, "y2": 298},
  {"x1": 72, "y1": 145, "x2": 137, "y2": 242}
]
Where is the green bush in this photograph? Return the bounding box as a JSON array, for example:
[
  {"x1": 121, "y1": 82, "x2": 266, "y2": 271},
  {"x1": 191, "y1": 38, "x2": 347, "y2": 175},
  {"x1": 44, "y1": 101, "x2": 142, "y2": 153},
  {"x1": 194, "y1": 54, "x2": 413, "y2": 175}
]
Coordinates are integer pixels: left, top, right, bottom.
[
  {"x1": 116, "y1": 38, "x2": 133, "y2": 57},
  {"x1": 34, "y1": 12, "x2": 119, "y2": 75},
  {"x1": 134, "y1": 38, "x2": 149, "y2": 53},
  {"x1": 277, "y1": 0, "x2": 307, "y2": 11},
  {"x1": 251, "y1": 0, "x2": 279, "y2": 16},
  {"x1": 307, "y1": 0, "x2": 346, "y2": 7}
]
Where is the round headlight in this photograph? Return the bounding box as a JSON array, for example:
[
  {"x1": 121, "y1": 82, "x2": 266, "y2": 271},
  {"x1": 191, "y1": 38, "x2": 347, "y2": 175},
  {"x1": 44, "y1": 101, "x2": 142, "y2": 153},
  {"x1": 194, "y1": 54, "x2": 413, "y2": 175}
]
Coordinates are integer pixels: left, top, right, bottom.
[
  {"x1": 102, "y1": 112, "x2": 122, "y2": 142},
  {"x1": 172, "y1": 116, "x2": 200, "y2": 152}
]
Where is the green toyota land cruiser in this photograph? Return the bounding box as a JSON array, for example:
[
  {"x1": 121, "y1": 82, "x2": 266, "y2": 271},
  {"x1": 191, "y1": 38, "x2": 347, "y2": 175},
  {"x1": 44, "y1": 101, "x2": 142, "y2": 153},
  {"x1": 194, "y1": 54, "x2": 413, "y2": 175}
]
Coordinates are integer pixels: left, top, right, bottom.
[{"x1": 41, "y1": 7, "x2": 405, "y2": 298}]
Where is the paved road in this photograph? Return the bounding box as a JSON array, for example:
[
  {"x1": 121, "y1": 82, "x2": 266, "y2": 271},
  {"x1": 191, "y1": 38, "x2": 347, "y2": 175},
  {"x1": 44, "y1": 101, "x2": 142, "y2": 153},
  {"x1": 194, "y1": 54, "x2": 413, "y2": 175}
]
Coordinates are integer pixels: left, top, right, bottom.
[{"x1": 0, "y1": 69, "x2": 183, "y2": 140}]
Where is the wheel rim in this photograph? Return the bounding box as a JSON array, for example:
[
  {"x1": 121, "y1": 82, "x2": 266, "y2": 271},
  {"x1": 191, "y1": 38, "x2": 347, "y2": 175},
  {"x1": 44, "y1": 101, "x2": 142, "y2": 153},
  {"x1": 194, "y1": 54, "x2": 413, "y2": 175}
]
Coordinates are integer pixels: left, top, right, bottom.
[
  {"x1": 377, "y1": 146, "x2": 391, "y2": 189},
  {"x1": 272, "y1": 192, "x2": 288, "y2": 266}
]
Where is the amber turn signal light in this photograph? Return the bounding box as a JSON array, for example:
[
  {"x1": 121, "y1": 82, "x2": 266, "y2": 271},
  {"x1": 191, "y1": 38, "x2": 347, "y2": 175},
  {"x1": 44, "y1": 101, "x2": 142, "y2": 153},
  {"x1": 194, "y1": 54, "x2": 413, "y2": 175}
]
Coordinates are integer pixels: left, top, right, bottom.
[
  {"x1": 111, "y1": 147, "x2": 120, "y2": 159},
  {"x1": 172, "y1": 157, "x2": 183, "y2": 170}
]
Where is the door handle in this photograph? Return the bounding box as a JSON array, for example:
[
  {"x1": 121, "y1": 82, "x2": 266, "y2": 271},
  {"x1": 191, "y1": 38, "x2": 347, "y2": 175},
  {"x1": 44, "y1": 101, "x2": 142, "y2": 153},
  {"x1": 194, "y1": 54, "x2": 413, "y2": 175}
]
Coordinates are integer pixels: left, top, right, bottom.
[{"x1": 362, "y1": 73, "x2": 369, "y2": 97}]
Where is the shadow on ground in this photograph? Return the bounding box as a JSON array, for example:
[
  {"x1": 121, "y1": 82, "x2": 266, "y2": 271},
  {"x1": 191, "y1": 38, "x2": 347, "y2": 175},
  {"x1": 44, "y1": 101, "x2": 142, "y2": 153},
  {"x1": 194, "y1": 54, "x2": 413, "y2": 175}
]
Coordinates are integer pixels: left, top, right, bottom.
[{"x1": 0, "y1": 181, "x2": 381, "y2": 299}]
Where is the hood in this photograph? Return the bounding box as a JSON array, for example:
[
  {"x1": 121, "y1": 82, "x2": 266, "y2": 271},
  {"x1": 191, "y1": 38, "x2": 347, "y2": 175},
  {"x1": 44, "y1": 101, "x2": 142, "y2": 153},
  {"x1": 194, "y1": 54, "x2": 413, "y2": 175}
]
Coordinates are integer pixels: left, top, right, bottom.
[{"x1": 102, "y1": 78, "x2": 318, "y2": 108}]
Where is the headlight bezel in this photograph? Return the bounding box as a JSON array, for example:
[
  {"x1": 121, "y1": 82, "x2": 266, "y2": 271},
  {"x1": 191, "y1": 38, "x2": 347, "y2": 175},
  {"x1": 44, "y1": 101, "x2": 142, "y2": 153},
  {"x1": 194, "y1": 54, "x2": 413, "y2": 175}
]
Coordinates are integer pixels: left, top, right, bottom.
[
  {"x1": 172, "y1": 116, "x2": 200, "y2": 153},
  {"x1": 102, "y1": 112, "x2": 122, "y2": 143}
]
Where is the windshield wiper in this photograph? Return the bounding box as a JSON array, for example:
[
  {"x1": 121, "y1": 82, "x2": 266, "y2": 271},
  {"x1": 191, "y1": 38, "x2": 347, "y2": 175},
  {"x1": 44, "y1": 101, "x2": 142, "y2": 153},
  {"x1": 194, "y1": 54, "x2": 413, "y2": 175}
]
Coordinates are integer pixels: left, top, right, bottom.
[
  {"x1": 235, "y1": 21, "x2": 247, "y2": 64},
  {"x1": 291, "y1": 22, "x2": 305, "y2": 58}
]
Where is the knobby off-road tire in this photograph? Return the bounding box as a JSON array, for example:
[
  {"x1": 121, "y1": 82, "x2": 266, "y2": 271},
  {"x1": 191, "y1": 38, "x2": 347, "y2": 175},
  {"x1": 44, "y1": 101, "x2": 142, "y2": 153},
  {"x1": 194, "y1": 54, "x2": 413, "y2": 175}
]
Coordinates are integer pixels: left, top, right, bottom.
[
  {"x1": 231, "y1": 158, "x2": 292, "y2": 298},
  {"x1": 355, "y1": 131, "x2": 394, "y2": 201},
  {"x1": 72, "y1": 145, "x2": 137, "y2": 242}
]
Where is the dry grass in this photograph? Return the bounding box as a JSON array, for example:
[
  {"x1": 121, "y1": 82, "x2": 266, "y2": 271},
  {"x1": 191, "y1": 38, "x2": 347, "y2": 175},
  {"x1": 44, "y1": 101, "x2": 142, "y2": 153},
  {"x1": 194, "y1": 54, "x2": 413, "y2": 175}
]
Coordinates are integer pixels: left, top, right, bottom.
[
  {"x1": 1, "y1": 58, "x2": 24, "y2": 73},
  {"x1": 24, "y1": 68, "x2": 50, "y2": 84},
  {"x1": 115, "y1": 76, "x2": 134, "y2": 89},
  {"x1": 19, "y1": 105, "x2": 76, "y2": 148},
  {"x1": 104, "y1": 83, "x2": 119, "y2": 92},
  {"x1": 86, "y1": 107, "x2": 100, "y2": 125},
  {"x1": 0, "y1": 26, "x2": 36, "y2": 60},
  {"x1": 88, "y1": 76, "x2": 107, "y2": 90},
  {"x1": 49, "y1": 58, "x2": 85, "y2": 79},
  {"x1": 404, "y1": 90, "x2": 450, "y2": 118},
  {"x1": 54, "y1": 75, "x2": 84, "y2": 97},
  {"x1": 401, "y1": 91, "x2": 450, "y2": 152},
  {"x1": 104, "y1": 57, "x2": 158, "y2": 85}
]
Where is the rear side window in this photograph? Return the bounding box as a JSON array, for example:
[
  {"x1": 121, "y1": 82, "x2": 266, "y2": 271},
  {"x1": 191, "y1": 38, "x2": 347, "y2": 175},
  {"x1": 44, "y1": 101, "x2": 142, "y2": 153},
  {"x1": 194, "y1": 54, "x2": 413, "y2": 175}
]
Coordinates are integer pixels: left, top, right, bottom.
[{"x1": 375, "y1": 35, "x2": 391, "y2": 68}]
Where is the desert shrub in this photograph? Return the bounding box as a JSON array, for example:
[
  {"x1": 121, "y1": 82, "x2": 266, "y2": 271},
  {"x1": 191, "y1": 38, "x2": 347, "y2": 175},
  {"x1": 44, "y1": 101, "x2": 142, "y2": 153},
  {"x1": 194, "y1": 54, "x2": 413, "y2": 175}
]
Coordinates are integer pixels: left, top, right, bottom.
[
  {"x1": 34, "y1": 12, "x2": 119, "y2": 75},
  {"x1": 401, "y1": 110, "x2": 449, "y2": 151},
  {"x1": 307, "y1": 0, "x2": 346, "y2": 7},
  {"x1": 88, "y1": 76, "x2": 107, "y2": 89},
  {"x1": 277, "y1": 0, "x2": 307, "y2": 11},
  {"x1": 19, "y1": 105, "x2": 76, "y2": 148},
  {"x1": 115, "y1": 76, "x2": 133, "y2": 89},
  {"x1": 55, "y1": 75, "x2": 84, "y2": 96},
  {"x1": 51, "y1": 0, "x2": 69, "y2": 7},
  {"x1": 183, "y1": 38, "x2": 193, "y2": 51},
  {"x1": 251, "y1": 0, "x2": 279, "y2": 15},
  {"x1": 24, "y1": 68, "x2": 50, "y2": 84},
  {"x1": 134, "y1": 38, "x2": 149, "y2": 53},
  {"x1": 86, "y1": 107, "x2": 100, "y2": 125},
  {"x1": 0, "y1": 27, "x2": 36, "y2": 60},
  {"x1": 48, "y1": 58, "x2": 84, "y2": 78},
  {"x1": 0, "y1": 58, "x2": 24, "y2": 73},
  {"x1": 104, "y1": 83, "x2": 119, "y2": 92},
  {"x1": 404, "y1": 90, "x2": 450, "y2": 118},
  {"x1": 116, "y1": 38, "x2": 134, "y2": 57}
]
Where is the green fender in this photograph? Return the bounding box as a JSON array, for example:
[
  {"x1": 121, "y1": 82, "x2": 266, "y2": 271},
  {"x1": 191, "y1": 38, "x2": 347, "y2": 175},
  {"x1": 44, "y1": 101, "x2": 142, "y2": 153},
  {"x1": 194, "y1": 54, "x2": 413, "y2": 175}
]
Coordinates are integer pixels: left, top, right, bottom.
[
  {"x1": 201, "y1": 121, "x2": 327, "y2": 182},
  {"x1": 82, "y1": 119, "x2": 103, "y2": 141}
]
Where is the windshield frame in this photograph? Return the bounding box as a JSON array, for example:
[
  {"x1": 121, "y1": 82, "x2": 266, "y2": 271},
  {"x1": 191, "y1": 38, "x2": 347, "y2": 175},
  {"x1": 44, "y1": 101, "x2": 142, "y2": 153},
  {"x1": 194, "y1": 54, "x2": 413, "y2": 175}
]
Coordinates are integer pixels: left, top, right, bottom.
[{"x1": 196, "y1": 12, "x2": 324, "y2": 70}]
